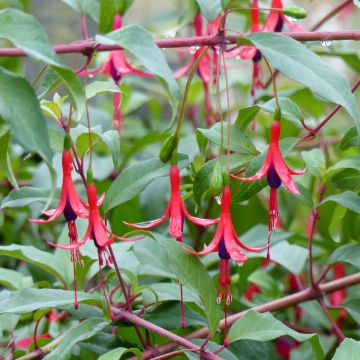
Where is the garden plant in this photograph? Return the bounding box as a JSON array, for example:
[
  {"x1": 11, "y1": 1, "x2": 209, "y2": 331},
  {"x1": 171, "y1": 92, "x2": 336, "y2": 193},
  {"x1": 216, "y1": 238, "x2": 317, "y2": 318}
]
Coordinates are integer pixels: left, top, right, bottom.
[{"x1": 0, "y1": 0, "x2": 360, "y2": 359}]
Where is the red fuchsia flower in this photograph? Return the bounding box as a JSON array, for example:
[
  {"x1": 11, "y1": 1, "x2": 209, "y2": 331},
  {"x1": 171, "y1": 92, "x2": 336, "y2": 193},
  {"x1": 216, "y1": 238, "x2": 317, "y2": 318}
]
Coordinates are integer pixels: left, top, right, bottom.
[
  {"x1": 79, "y1": 14, "x2": 151, "y2": 131},
  {"x1": 30, "y1": 135, "x2": 90, "y2": 309},
  {"x1": 125, "y1": 165, "x2": 219, "y2": 242},
  {"x1": 174, "y1": 12, "x2": 220, "y2": 126},
  {"x1": 125, "y1": 164, "x2": 218, "y2": 328},
  {"x1": 231, "y1": 121, "x2": 305, "y2": 259},
  {"x1": 50, "y1": 171, "x2": 139, "y2": 316},
  {"x1": 186, "y1": 185, "x2": 267, "y2": 345}
]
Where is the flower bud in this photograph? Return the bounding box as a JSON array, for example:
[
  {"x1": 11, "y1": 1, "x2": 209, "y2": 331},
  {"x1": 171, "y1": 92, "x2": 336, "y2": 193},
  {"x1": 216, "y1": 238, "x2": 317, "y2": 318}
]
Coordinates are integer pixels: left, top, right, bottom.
[
  {"x1": 159, "y1": 133, "x2": 177, "y2": 163},
  {"x1": 282, "y1": 6, "x2": 307, "y2": 20},
  {"x1": 63, "y1": 133, "x2": 71, "y2": 150},
  {"x1": 209, "y1": 160, "x2": 223, "y2": 196}
]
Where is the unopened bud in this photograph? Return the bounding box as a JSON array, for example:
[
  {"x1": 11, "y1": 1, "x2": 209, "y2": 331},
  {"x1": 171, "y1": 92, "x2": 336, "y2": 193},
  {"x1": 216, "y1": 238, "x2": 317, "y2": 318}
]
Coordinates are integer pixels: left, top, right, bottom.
[
  {"x1": 159, "y1": 133, "x2": 177, "y2": 163},
  {"x1": 209, "y1": 160, "x2": 223, "y2": 196},
  {"x1": 282, "y1": 6, "x2": 307, "y2": 20}
]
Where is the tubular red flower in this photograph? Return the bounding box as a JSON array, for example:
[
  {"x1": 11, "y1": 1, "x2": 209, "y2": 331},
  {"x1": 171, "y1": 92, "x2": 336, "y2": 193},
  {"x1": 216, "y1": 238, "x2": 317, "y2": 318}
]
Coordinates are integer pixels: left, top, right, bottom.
[
  {"x1": 30, "y1": 149, "x2": 88, "y2": 225},
  {"x1": 78, "y1": 14, "x2": 152, "y2": 131},
  {"x1": 125, "y1": 165, "x2": 219, "y2": 242},
  {"x1": 231, "y1": 121, "x2": 305, "y2": 258}
]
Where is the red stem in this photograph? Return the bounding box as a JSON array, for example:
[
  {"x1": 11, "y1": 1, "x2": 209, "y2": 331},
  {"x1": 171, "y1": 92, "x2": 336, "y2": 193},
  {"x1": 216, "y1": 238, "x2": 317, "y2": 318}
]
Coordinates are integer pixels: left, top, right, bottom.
[{"x1": 0, "y1": 31, "x2": 360, "y2": 57}]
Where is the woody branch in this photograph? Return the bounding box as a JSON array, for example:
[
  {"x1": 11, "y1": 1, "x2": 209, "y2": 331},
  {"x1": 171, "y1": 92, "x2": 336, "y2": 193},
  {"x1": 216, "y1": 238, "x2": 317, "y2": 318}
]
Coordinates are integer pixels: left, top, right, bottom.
[{"x1": 0, "y1": 30, "x2": 359, "y2": 57}]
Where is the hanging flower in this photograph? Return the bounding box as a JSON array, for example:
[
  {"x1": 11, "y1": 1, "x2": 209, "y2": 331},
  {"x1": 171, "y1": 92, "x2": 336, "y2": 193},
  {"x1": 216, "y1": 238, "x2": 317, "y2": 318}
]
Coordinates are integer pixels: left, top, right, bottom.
[
  {"x1": 30, "y1": 135, "x2": 89, "y2": 309},
  {"x1": 186, "y1": 185, "x2": 267, "y2": 345},
  {"x1": 174, "y1": 12, "x2": 220, "y2": 126},
  {"x1": 79, "y1": 14, "x2": 152, "y2": 131},
  {"x1": 231, "y1": 121, "x2": 305, "y2": 259},
  {"x1": 125, "y1": 165, "x2": 219, "y2": 242}
]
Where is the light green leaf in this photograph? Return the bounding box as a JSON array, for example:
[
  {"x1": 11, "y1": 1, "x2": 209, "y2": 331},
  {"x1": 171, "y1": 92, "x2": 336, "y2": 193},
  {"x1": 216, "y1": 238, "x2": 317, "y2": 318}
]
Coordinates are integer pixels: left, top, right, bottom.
[
  {"x1": 326, "y1": 157, "x2": 360, "y2": 177},
  {"x1": 0, "y1": 125, "x2": 18, "y2": 189},
  {"x1": 302, "y1": 149, "x2": 326, "y2": 179},
  {"x1": 0, "y1": 67, "x2": 52, "y2": 162},
  {"x1": 44, "y1": 317, "x2": 108, "y2": 360},
  {"x1": 328, "y1": 244, "x2": 360, "y2": 269},
  {"x1": 0, "y1": 8, "x2": 63, "y2": 67},
  {"x1": 197, "y1": 123, "x2": 257, "y2": 155},
  {"x1": 321, "y1": 191, "x2": 360, "y2": 214},
  {"x1": 85, "y1": 80, "x2": 122, "y2": 99},
  {"x1": 0, "y1": 245, "x2": 69, "y2": 285},
  {"x1": 228, "y1": 311, "x2": 322, "y2": 359},
  {"x1": 332, "y1": 338, "x2": 360, "y2": 360},
  {"x1": 60, "y1": 0, "x2": 99, "y2": 21},
  {"x1": 235, "y1": 105, "x2": 260, "y2": 130},
  {"x1": 0, "y1": 289, "x2": 99, "y2": 315},
  {"x1": 101, "y1": 130, "x2": 120, "y2": 168},
  {"x1": 195, "y1": 0, "x2": 222, "y2": 22},
  {"x1": 153, "y1": 234, "x2": 221, "y2": 336},
  {"x1": 0, "y1": 268, "x2": 32, "y2": 290},
  {"x1": 98, "y1": 347, "x2": 142, "y2": 360},
  {"x1": 97, "y1": 25, "x2": 179, "y2": 116},
  {"x1": 104, "y1": 156, "x2": 188, "y2": 211},
  {"x1": 259, "y1": 97, "x2": 303, "y2": 122},
  {"x1": 245, "y1": 33, "x2": 360, "y2": 137}
]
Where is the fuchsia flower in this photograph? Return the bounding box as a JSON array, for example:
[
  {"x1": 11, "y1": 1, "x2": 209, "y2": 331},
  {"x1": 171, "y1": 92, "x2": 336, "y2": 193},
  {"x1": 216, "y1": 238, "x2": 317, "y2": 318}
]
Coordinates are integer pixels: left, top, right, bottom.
[
  {"x1": 186, "y1": 185, "x2": 267, "y2": 344},
  {"x1": 231, "y1": 121, "x2": 305, "y2": 259},
  {"x1": 80, "y1": 14, "x2": 151, "y2": 131},
  {"x1": 174, "y1": 12, "x2": 220, "y2": 126},
  {"x1": 30, "y1": 135, "x2": 89, "y2": 309},
  {"x1": 125, "y1": 165, "x2": 219, "y2": 242}
]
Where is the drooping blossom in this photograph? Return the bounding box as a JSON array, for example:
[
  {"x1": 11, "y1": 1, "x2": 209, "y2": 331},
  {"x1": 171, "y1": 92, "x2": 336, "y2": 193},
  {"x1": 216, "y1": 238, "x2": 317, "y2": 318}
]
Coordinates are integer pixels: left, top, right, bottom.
[
  {"x1": 231, "y1": 121, "x2": 305, "y2": 259},
  {"x1": 30, "y1": 135, "x2": 89, "y2": 309},
  {"x1": 174, "y1": 12, "x2": 220, "y2": 126},
  {"x1": 125, "y1": 164, "x2": 219, "y2": 327},
  {"x1": 50, "y1": 172, "x2": 140, "y2": 316},
  {"x1": 186, "y1": 185, "x2": 268, "y2": 344},
  {"x1": 79, "y1": 14, "x2": 151, "y2": 131},
  {"x1": 228, "y1": 0, "x2": 304, "y2": 99},
  {"x1": 125, "y1": 165, "x2": 219, "y2": 242}
]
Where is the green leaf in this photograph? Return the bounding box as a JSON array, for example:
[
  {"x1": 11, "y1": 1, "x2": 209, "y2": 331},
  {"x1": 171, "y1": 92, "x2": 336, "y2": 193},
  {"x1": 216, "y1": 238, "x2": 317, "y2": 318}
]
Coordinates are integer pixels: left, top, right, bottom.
[
  {"x1": 0, "y1": 268, "x2": 32, "y2": 290},
  {"x1": 321, "y1": 191, "x2": 360, "y2": 215},
  {"x1": 326, "y1": 157, "x2": 360, "y2": 177},
  {"x1": 0, "y1": 288, "x2": 99, "y2": 315},
  {"x1": 97, "y1": 25, "x2": 179, "y2": 115},
  {"x1": 316, "y1": 51, "x2": 360, "y2": 74},
  {"x1": 98, "y1": 347, "x2": 142, "y2": 360},
  {"x1": 197, "y1": 123, "x2": 257, "y2": 155},
  {"x1": 332, "y1": 169, "x2": 360, "y2": 190},
  {"x1": 153, "y1": 234, "x2": 221, "y2": 336},
  {"x1": 76, "y1": 132, "x2": 100, "y2": 158},
  {"x1": 259, "y1": 97, "x2": 304, "y2": 122},
  {"x1": 101, "y1": 130, "x2": 120, "y2": 168},
  {"x1": 195, "y1": 0, "x2": 222, "y2": 22},
  {"x1": 246, "y1": 33, "x2": 360, "y2": 137},
  {"x1": 1, "y1": 187, "x2": 59, "y2": 208},
  {"x1": 344, "y1": 299, "x2": 360, "y2": 324},
  {"x1": 332, "y1": 338, "x2": 360, "y2": 360},
  {"x1": 0, "y1": 245, "x2": 69, "y2": 284},
  {"x1": 0, "y1": 8, "x2": 63, "y2": 67},
  {"x1": 0, "y1": 125, "x2": 18, "y2": 189},
  {"x1": 302, "y1": 149, "x2": 326, "y2": 179},
  {"x1": 235, "y1": 105, "x2": 260, "y2": 130},
  {"x1": 85, "y1": 80, "x2": 122, "y2": 99},
  {"x1": 104, "y1": 156, "x2": 188, "y2": 211},
  {"x1": 328, "y1": 244, "x2": 360, "y2": 269},
  {"x1": 339, "y1": 127, "x2": 357, "y2": 150},
  {"x1": 228, "y1": 311, "x2": 322, "y2": 359},
  {"x1": 0, "y1": 67, "x2": 52, "y2": 162},
  {"x1": 60, "y1": 0, "x2": 100, "y2": 21},
  {"x1": 44, "y1": 317, "x2": 108, "y2": 360}
]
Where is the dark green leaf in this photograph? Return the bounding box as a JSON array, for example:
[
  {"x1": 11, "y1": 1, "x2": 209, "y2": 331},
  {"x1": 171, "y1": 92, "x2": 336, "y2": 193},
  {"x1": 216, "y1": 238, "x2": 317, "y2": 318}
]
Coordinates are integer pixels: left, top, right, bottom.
[
  {"x1": 153, "y1": 234, "x2": 221, "y2": 336},
  {"x1": 246, "y1": 33, "x2": 360, "y2": 137},
  {"x1": 98, "y1": 347, "x2": 142, "y2": 360},
  {"x1": 0, "y1": 288, "x2": 99, "y2": 314},
  {"x1": 44, "y1": 317, "x2": 108, "y2": 360},
  {"x1": 0, "y1": 245, "x2": 69, "y2": 284},
  {"x1": 339, "y1": 127, "x2": 357, "y2": 150},
  {"x1": 0, "y1": 67, "x2": 52, "y2": 162},
  {"x1": 0, "y1": 125, "x2": 18, "y2": 189},
  {"x1": 235, "y1": 105, "x2": 260, "y2": 130},
  {"x1": 344, "y1": 299, "x2": 360, "y2": 324},
  {"x1": 104, "y1": 156, "x2": 188, "y2": 211},
  {"x1": 321, "y1": 191, "x2": 360, "y2": 214}
]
